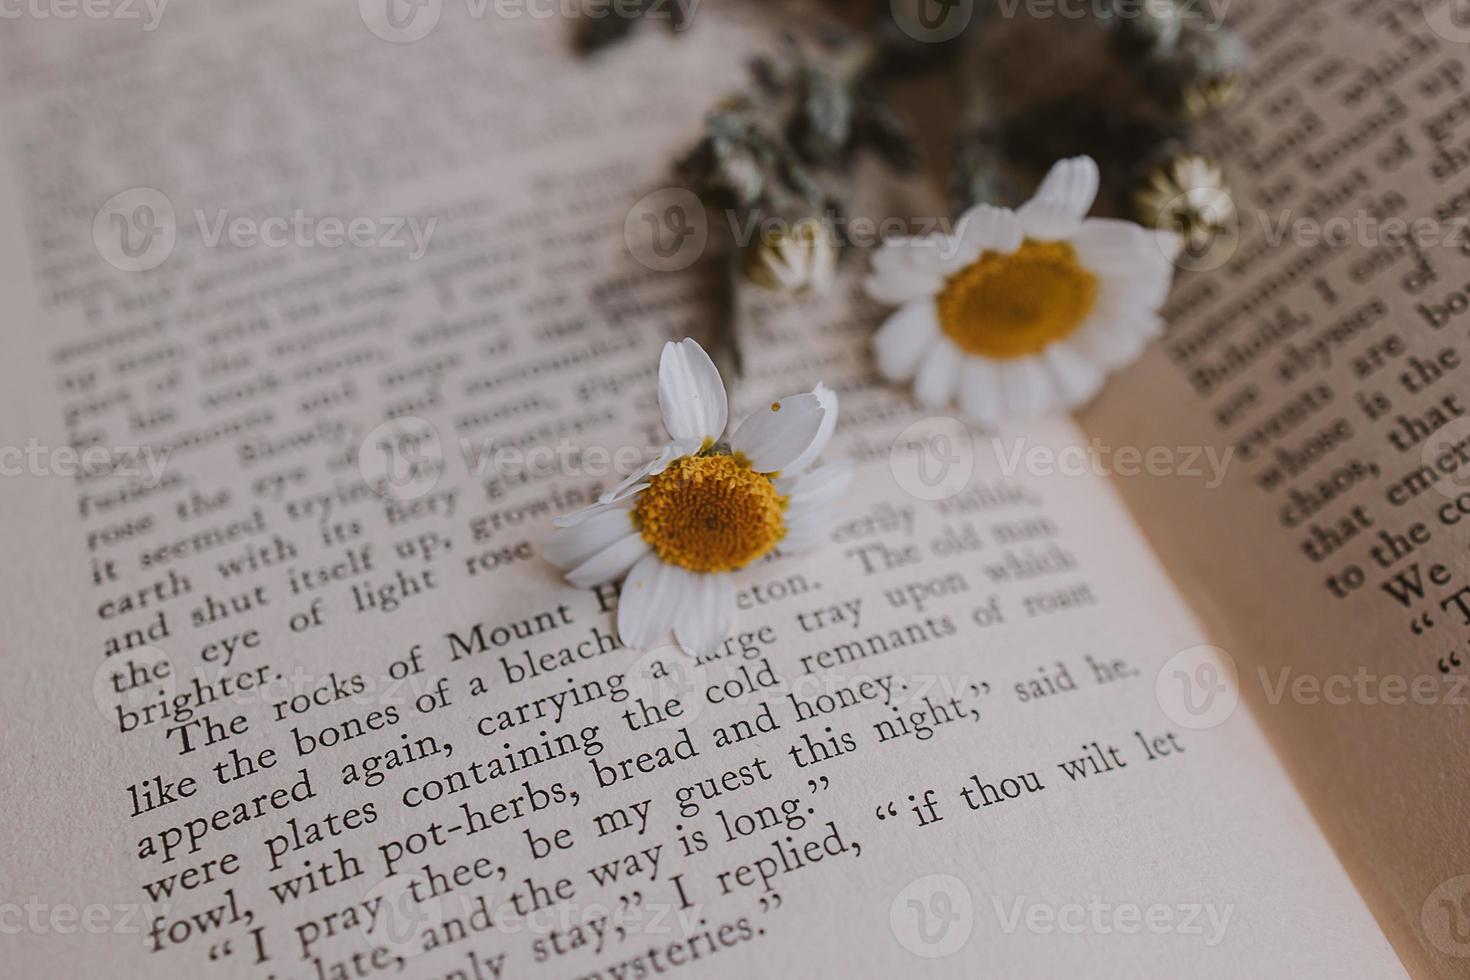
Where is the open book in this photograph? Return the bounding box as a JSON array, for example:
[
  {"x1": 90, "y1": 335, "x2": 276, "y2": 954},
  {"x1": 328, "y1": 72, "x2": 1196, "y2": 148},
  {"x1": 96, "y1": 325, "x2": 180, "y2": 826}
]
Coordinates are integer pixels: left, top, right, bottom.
[{"x1": 2, "y1": 1, "x2": 1466, "y2": 977}]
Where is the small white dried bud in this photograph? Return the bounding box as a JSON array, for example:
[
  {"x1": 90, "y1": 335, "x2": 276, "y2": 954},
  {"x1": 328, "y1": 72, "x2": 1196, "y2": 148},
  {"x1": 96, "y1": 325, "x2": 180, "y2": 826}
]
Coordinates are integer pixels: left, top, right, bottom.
[
  {"x1": 745, "y1": 218, "x2": 837, "y2": 295},
  {"x1": 1135, "y1": 154, "x2": 1234, "y2": 253}
]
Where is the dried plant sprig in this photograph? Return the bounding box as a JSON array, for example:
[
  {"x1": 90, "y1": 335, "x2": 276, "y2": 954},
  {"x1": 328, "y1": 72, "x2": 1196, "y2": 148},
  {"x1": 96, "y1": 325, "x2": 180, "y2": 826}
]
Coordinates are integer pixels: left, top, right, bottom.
[
  {"x1": 673, "y1": 32, "x2": 916, "y2": 374},
  {"x1": 950, "y1": 123, "x2": 1021, "y2": 216},
  {"x1": 1111, "y1": 11, "x2": 1251, "y2": 117},
  {"x1": 573, "y1": 0, "x2": 692, "y2": 54}
]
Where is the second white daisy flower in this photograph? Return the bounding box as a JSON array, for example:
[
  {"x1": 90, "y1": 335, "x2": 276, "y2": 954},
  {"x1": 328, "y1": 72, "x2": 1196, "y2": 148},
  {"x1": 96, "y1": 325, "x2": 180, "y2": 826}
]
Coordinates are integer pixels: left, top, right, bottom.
[{"x1": 865, "y1": 156, "x2": 1182, "y2": 425}]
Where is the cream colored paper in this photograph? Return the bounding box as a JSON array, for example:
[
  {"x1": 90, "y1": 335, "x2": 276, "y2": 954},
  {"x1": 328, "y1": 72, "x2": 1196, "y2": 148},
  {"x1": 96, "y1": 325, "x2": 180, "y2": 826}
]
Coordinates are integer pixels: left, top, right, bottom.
[{"x1": 0, "y1": 1, "x2": 1412, "y2": 978}]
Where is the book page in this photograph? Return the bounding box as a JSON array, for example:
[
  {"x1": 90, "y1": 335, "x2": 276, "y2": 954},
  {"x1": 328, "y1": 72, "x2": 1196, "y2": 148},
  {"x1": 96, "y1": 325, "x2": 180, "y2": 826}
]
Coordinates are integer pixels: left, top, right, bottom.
[
  {"x1": 1080, "y1": 1, "x2": 1470, "y2": 976},
  {"x1": 0, "y1": 2, "x2": 1400, "y2": 978}
]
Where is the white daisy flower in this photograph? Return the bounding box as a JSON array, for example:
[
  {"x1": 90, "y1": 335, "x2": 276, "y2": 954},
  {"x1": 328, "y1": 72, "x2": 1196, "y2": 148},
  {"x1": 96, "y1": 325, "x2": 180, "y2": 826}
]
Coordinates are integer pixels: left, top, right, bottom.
[
  {"x1": 865, "y1": 156, "x2": 1182, "y2": 425},
  {"x1": 545, "y1": 338, "x2": 850, "y2": 656}
]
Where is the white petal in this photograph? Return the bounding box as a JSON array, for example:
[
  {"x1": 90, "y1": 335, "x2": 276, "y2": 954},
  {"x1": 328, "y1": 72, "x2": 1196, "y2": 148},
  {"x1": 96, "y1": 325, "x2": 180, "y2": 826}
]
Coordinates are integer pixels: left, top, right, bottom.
[
  {"x1": 544, "y1": 504, "x2": 635, "y2": 569},
  {"x1": 672, "y1": 571, "x2": 735, "y2": 656},
  {"x1": 913, "y1": 337, "x2": 962, "y2": 409},
  {"x1": 870, "y1": 239, "x2": 923, "y2": 275},
  {"x1": 864, "y1": 267, "x2": 943, "y2": 305},
  {"x1": 865, "y1": 238, "x2": 951, "y2": 303},
  {"x1": 1042, "y1": 342, "x2": 1106, "y2": 408},
  {"x1": 782, "y1": 465, "x2": 854, "y2": 553},
  {"x1": 1017, "y1": 200, "x2": 1085, "y2": 240},
  {"x1": 873, "y1": 301, "x2": 940, "y2": 382},
  {"x1": 950, "y1": 204, "x2": 1023, "y2": 266},
  {"x1": 567, "y1": 533, "x2": 649, "y2": 589},
  {"x1": 784, "y1": 383, "x2": 838, "y2": 476},
  {"x1": 617, "y1": 553, "x2": 688, "y2": 650},
  {"x1": 957, "y1": 357, "x2": 1004, "y2": 428},
  {"x1": 553, "y1": 499, "x2": 619, "y2": 529},
  {"x1": 1070, "y1": 219, "x2": 1177, "y2": 312},
  {"x1": 729, "y1": 392, "x2": 828, "y2": 474},
  {"x1": 1015, "y1": 156, "x2": 1100, "y2": 241},
  {"x1": 778, "y1": 458, "x2": 854, "y2": 505},
  {"x1": 997, "y1": 357, "x2": 1062, "y2": 420},
  {"x1": 1027, "y1": 156, "x2": 1099, "y2": 220},
  {"x1": 658, "y1": 338, "x2": 728, "y2": 442},
  {"x1": 598, "y1": 438, "x2": 702, "y2": 505},
  {"x1": 1068, "y1": 218, "x2": 1156, "y2": 272},
  {"x1": 782, "y1": 509, "x2": 841, "y2": 552},
  {"x1": 1097, "y1": 260, "x2": 1175, "y2": 312},
  {"x1": 1069, "y1": 307, "x2": 1160, "y2": 371},
  {"x1": 873, "y1": 234, "x2": 953, "y2": 275}
]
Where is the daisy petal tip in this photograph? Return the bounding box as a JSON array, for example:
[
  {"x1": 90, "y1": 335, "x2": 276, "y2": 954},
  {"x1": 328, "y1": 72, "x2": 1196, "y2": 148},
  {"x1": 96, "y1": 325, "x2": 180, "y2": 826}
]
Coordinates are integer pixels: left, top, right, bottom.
[{"x1": 659, "y1": 336, "x2": 728, "y2": 443}]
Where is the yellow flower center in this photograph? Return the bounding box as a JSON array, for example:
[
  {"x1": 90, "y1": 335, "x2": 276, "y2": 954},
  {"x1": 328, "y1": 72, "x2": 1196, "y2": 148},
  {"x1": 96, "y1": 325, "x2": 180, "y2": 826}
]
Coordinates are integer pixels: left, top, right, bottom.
[
  {"x1": 633, "y1": 452, "x2": 786, "y2": 574},
  {"x1": 936, "y1": 240, "x2": 1098, "y2": 359}
]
